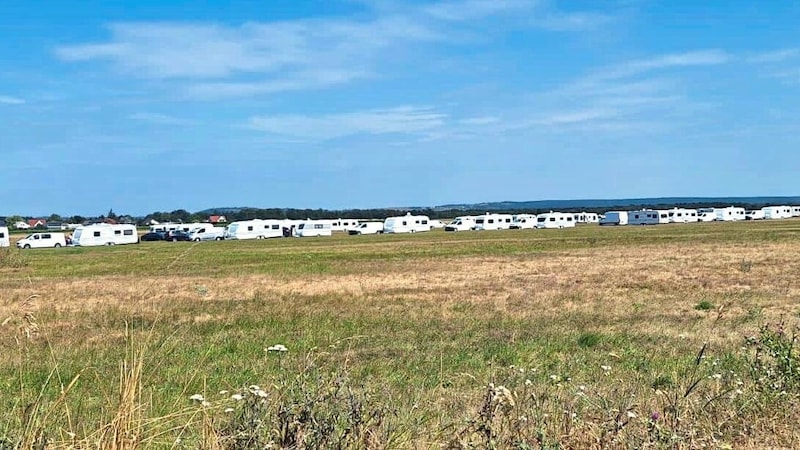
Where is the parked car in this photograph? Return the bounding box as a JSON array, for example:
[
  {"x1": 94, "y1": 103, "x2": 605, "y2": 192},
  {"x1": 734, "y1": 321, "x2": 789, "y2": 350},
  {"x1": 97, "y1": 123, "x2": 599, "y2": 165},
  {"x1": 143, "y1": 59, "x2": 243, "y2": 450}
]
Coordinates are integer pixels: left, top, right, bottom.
[
  {"x1": 141, "y1": 231, "x2": 167, "y2": 241},
  {"x1": 166, "y1": 230, "x2": 192, "y2": 241},
  {"x1": 745, "y1": 210, "x2": 765, "y2": 220}
]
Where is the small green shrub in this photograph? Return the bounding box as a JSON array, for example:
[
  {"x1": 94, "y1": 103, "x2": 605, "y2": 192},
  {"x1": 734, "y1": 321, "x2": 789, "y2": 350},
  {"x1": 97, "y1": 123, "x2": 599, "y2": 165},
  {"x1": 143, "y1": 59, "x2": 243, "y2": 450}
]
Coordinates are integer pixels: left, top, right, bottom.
[
  {"x1": 694, "y1": 300, "x2": 714, "y2": 311},
  {"x1": 739, "y1": 258, "x2": 753, "y2": 273},
  {"x1": 747, "y1": 320, "x2": 800, "y2": 393},
  {"x1": 577, "y1": 332, "x2": 603, "y2": 349},
  {"x1": 0, "y1": 248, "x2": 27, "y2": 269}
]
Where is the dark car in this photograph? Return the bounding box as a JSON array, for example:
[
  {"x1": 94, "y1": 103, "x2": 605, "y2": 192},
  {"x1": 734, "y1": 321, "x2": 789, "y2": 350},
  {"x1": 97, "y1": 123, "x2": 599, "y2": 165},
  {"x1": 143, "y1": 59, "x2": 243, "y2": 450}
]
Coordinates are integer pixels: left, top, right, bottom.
[
  {"x1": 141, "y1": 231, "x2": 167, "y2": 241},
  {"x1": 166, "y1": 230, "x2": 192, "y2": 242}
]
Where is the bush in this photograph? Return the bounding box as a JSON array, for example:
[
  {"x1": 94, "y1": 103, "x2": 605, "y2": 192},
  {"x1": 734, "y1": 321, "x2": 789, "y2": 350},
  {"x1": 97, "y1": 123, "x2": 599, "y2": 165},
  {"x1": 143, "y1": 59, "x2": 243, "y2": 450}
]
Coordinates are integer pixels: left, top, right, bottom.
[
  {"x1": 694, "y1": 300, "x2": 714, "y2": 311},
  {"x1": 0, "y1": 247, "x2": 27, "y2": 269}
]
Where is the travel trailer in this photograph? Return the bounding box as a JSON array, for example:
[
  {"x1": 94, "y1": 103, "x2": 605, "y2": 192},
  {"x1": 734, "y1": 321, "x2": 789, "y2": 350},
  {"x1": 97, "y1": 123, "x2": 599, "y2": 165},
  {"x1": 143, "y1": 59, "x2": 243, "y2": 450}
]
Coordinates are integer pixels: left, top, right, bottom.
[
  {"x1": 0, "y1": 226, "x2": 9, "y2": 247},
  {"x1": 383, "y1": 214, "x2": 431, "y2": 234},
  {"x1": 667, "y1": 208, "x2": 698, "y2": 223},
  {"x1": 16, "y1": 232, "x2": 67, "y2": 249},
  {"x1": 599, "y1": 211, "x2": 628, "y2": 226},
  {"x1": 713, "y1": 207, "x2": 745, "y2": 222},
  {"x1": 573, "y1": 212, "x2": 600, "y2": 224},
  {"x1": 628, "y1": 210, "x2": 662, "y2": 226},
  {"x1": 294, "y1": 220, "x2": 333, "y2": 237},
  {"x1": 792, "y1": 206, "x2": 800, "y2": 217},
  {"x1": 697, "y1": 211, "x2": 716, "y2": 222},
  {"x1": 348, "y1": 222, "x2": 384, "y2": 235},
  {"x1": 510, "y1": 214, "x2": 537, "y2": 230},
  {"x1": 149, "y1": 222, "x2": 208, "y2": 233},
  {"x1": 71, "y1": 223, "x2": 139, "y2": 246},
  {"x1": 761, "y1": 206, "x2": 791, "y2": 220},
  {"x1": 331, "y1": 219, "x2": 360, "y2": 232},
  {"x1": 444, "y1": 216, "x2": 476, "y2": 232},
  {"x1": 473, "y1": 213, "x2": 514, "y2": 231},
  {"x1": 224, "y1": 219, "x2": 284, "y2": 240},
  {"x1": 535, "y1": 212, "x2": 576, "y2": 229},
  {"x1": 188, "y1": 225, "x2": 225, "y2": 241}
]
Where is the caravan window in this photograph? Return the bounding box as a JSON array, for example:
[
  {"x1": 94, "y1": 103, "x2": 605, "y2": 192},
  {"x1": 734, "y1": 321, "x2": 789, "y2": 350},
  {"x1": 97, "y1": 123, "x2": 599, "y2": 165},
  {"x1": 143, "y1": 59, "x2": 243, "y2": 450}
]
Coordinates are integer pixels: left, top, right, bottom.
[
  {"x1": 549, "y1": 217, "x2": 555, "y2": 222},
  {"x1": 476, "y1": 219, "x2": 484, "y2": 224},
  {"x1": 488, "y1": 219, "x2": 494, "y2": 224},
  {"x1": 0, "y1": 232, "x2": 4, "y2": 238},
  {"x1": 124, "y1": 230, "x2": 134, "y2": 236},
  {"x1": 247, "y1": 226, "x2": 253, "y2": 231},
  {"x1": 314, "y1": 224, "x2": 324, "y2": 229},
  {"x1": 537, "y1": 217, "x2": 545, "y2": 222},
  {"x1": 94, "y1": 231, "x2": 101, "y2": 237},
  {"x1": 402, "y1": 221, "x2": 407, "y2": 226},
  {"x1": 567, "y1": 217, "x2": 573, "y2": 222},
  {"x1": 421, "y1": 220, "x2": 428, "y2": 224},
  {"x1": 114, "y1": 230, "x2": 121, "y2": 235},
  {"x1": 272, "y1": 224, "x2": 280, "y2": 230}
]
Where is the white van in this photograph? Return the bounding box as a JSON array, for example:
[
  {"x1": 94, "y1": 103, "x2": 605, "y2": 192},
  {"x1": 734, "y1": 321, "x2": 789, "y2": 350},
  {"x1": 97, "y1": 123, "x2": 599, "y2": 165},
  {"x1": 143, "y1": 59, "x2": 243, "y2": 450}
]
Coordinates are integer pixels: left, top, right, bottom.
[
  {"x1": 72, "y1": 223, "x2": 139, "y2": 246},
  {"x1": 383, "y1": 214, "x2": 431, "y2": 234},
  {"x1": 444, "y1": 216, "x2": 475, "y2": 232},
  {"x1": 16, "y1": 232, "x2": 67, "y2": 249},
  {"x1": 294, "y1": 220, "x2": 332, "y2": 237},
  {"x1": 188, "y1": 226, "x2": 225, "y2": 241},
  {"x1": 600, "y1": 211, "x2": 628, "y2": 226},
  {"x1": 0, "y1": 226, "x2": 9, "y2": 247},
  {"x1": 348, "y1": 222, "x2": 384, "y2": 235}
]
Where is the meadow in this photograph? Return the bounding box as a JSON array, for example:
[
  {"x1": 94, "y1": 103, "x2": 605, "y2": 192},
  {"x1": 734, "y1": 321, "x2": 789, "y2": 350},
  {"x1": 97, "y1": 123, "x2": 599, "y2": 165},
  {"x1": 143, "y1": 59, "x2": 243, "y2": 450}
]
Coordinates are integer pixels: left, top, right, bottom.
[{"x1": 1, "y1": 220, "x2": 800, "y2": 448}]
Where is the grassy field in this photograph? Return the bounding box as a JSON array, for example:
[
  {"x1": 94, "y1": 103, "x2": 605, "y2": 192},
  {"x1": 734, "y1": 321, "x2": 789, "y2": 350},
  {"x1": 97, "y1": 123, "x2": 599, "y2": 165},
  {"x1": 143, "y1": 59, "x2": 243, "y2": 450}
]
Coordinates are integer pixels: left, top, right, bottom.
[{"x1": 1, "y1": 220, "x2": 800, "y2": 448}]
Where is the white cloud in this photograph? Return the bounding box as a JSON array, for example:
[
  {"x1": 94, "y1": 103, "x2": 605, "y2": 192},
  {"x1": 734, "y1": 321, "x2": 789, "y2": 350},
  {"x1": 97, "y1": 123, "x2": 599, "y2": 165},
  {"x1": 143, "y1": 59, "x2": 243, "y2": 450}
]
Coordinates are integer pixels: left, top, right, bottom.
[
  {"x1": 459, "y1": 116, "x2": 500, "y2": 125},
  {"x1": 594, "y1": 50, "x2": 731, "y2": 81},
  {"x1": 183, "y1": 69, "x2": 368, "y2": 100},
  {"x1": 424, "y1": 0, "x2": 533, "y2": 21},
  {"x1": 534, "y1": 108, "x2": 619, "y2": 125},
  {"x1": 129, "y1": 112, "x2": 192, "y2": 125},
  {"x1": 246, "y1": 106, "x2": 447, "y2": 141},
  {"x1": 0, "y1": 95, "x2": 25, "y2": 105},
  {"x1": 746, "y1": 48, "x2": 799, "y2": 64}
]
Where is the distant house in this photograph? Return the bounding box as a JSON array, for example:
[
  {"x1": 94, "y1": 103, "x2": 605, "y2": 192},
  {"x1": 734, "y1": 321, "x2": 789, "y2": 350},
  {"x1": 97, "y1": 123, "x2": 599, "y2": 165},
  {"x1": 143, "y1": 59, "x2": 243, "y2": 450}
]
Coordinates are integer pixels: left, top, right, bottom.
[
  {"x1": 46, "y1": 221, "x2": 67, "y2": 230},
  {"x1": 15, "y1": 221, "x2": 31, "y2": 230},
  {"x1": 209, "y1": 215, "x2": 227, "y2": 224},
  {"x1": 27, "y1": 219, "x2": 46, "y2": 229}
]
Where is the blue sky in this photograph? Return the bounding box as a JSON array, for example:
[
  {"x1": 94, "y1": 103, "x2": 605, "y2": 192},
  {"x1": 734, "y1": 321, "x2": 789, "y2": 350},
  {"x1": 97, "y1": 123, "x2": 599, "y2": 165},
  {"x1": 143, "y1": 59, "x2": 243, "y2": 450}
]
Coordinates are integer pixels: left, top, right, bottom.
[{"x1": 2, "y1": 0, "x2": 799, "y2": 216}]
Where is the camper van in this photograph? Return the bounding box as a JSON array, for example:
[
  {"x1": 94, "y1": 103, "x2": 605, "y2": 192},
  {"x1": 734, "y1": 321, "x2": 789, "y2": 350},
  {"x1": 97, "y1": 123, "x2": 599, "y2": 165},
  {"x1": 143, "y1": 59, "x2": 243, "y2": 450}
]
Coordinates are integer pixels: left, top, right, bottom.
[
  {"x1": 510, "y1": 214, "x2": 537, "y2": 230},
  {"x1": 473, "y1": 213, "x2": 514, "y2": 231},
  {"x1": 188, "y1": 225, "x2": 225, "y2": 241},
  {"x1": 348, "y1": 222, "x2": 384, "y2": 235},
  {"x1": 600, "y1": 211, "x2": 628, "y2": 226},
  {"x1": 713, "y1": 207, "x2": 745, "y2": 222},
  {"x1": 294, "y1": 220, "x2": 333, "y2": 237},
  {"x1": 0, "y1": 226, "x2": 9, "y2": 248},
  {"x1": 16, "y1": 232, "x2": 67, "y2": 249},
  {"x1": 224, "y1": 219, "x2": 284, "y2": 240},
  {"x1": 383, "y1": 214, "x2": 431, "y2": 234},
  {"x1": 628, "y1": 210, "x2": 663, "y2": 226},
  {"x1": 331, "y1": 219, "x2": 360, "y2": 232},
  {"x1": 71, "y1": 223, "x2": 139, "y2": 246},
  {"x1": 444, "y1": 216, "x2": 476, "y2": 232},
  {"x1": 535, "y1": 212, "x2": 576, "y2": 229}
]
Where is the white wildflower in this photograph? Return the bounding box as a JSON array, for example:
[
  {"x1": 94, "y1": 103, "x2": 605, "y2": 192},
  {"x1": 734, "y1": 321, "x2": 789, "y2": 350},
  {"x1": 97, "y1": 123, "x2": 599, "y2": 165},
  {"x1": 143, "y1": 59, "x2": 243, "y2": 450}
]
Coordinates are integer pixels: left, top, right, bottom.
[
  {"x1": 256, "y1": 389, "x2": 269, "y2": 398},
  {"x1": 189, "y1": 394, "x2": 205, "y2": 402},
  {"x1": 601, "y1": 365, "x2": 611, "y2": 375},
  {"x1": 231, "y1": 394, "x2": 244, "y2": 401},
  {"x1": 267, "y1": 344, "x2": 288, "y2": 353},
  {"x1": 219, "y1": 390, "x2": 229, "y2": 395},
  {"x1": 201, "y1": 400, "x2": 211, "y2": 407},
  {"x1": 225, "y1": 407, "x2": 235, "y2": 413},
  {"x1": 525, "y1": 379, "x2": 533, "y2": 386},
  {"x1": 627, "y1": 411, "x2": 637, "y2": 419}
]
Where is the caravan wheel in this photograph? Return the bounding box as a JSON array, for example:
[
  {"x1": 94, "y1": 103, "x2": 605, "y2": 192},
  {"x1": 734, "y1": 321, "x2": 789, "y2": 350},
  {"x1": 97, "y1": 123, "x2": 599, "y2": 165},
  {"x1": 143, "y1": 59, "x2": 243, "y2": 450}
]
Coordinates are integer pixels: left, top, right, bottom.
[{"x1": 54, "y1": 243, "x2": 62, "y2": 248}]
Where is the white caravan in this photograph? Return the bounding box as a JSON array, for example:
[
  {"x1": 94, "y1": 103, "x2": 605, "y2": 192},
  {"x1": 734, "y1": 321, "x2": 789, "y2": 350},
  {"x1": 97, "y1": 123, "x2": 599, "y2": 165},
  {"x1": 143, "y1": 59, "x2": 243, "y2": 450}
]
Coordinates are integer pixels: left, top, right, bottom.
[
  {"x1": 600, "y1": 211, "x2": 628, "y2": 226},
  {"x1": 348, "y1": 222, "x2": 384, "y2": 235},
  {"x1": 761, "y1": 206, "x2": 791, "y2": 220},
  {"x1": 574, "y1": 212, "x2": 600, "y2": 224},
  {"x1": 536, "y1": 212, "x2": 576, "y2": 229},
  {"x1": 72, "y1": 223, "x2": 138, "y2": 246},
  {"x1": 0, "y1": 226, "x2": 9, "y2": 247},
  {"x1": 294, "y1": 220, "x2": 333, "y2": 237},
  {"x1": 149, "y1": 222, "x2": 208, "y2": 233},
  {"x1": 188, "y1": 225, "x2": 226, "y2": 241},
  {"x1": 667, "y1": 208, "x2": 698, "y2": 223},
  {"x1": 224, "y1": 219, "x2": 283, "y2": 240},
  {"x1": 383, "y1": 214, "x2": 431, "y2": 234},
  {"x1": 473, "y1": 213, "x2": 514, "y2": 231},
  {"x1": 510, "y1": 214, "x2": 537, "y2": 230},
  {"x1": 713, "y1": 207, "x2": 745, "y2": 222},
  {"x1": 745, "y1": 210, "x2": 765, "y2": 220},
  {"x1": 16, "y1": 232, "x2": 67, "y2": 249},
  {"x1": 444, "y1": 216, "x2": 476, "y2": 232},
  {"x1": 331, "y1": 219, "x2": 360, "y2": 232},
  {"x1": 628, "y1": 210, "x2": 663, "y2": 226},
  {"x1": 697, "y1": 211, "x2": 716, "y2": 222},
  {"x1": 792, "y1": 206, "x2": 800, "y2": 217}
]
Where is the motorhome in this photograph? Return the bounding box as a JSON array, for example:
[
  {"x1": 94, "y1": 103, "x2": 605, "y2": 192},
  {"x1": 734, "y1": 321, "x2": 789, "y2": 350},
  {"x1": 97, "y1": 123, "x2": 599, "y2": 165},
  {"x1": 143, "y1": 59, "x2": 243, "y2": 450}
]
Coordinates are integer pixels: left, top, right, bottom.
[
  {"x1": 188, "y1": 225, "x2": 225, "y2": 241},
  {"x1": 383, "y1": 214, "x2": 431, "y2": 234},
  {"x1": 16, "y1": 232, "x2": 67, "y2": 249},
  {"x1": 473, "y1": 213, "x2": 514, "y2": 231},
  {"x1": 224, "y1": 219, "x2": 284, "y2": 240},
  {"x1": 294, "y1": 220, "x2": 333, "y2": 237},
  {"x1": 713, "y1": 207, "x2": 745, "y2": 222},
  {"x1": 573, "y1": 212, "x2": 600, "y2": 224},
  {"x1": 331, "y1": 219, "x2": 360, "y2": 232},
  {"x1": 667, "y1": 208, "x2": 698, "y2": 223},
  {"x1": 761, "y1": 206, "x2": 792, "y2": 220},
  {"x1": 444, "y1": 216, "x2": 476, "y2": 232},
  {"x1": 510, "y1": 214, "x2": 537, "y2": 230},
  {"x1": 71, "y1": 223, "x2": 139, "y2": 246},
  {"x1": 535, "y1": 212, "x2": 576, "y2": 229},
  {"x1": 0, "y1": 226, "x2": 9, "y2": 247},
  {"x1": 628, "y1": 210, "x2": 662, "y2": 226},
  {"x1": 348, "y1": 222, "x2": 384, "y2": 235},
  {"x1": 599, "y1": 211, "x2": 628, "y2": 226}
]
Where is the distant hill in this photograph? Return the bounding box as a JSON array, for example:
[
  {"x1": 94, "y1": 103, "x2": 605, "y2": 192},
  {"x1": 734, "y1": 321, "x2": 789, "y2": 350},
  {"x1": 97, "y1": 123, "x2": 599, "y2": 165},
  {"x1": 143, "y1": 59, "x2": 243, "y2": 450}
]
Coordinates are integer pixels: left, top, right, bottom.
[{"x1": 434, "y1": 196, "x2": 800, "y2": 212}]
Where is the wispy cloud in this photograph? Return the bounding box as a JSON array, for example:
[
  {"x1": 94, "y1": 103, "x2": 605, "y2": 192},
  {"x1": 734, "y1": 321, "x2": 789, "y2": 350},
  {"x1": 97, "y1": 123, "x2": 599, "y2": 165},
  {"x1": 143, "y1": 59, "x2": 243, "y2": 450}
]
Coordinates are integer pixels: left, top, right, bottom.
[
  {"x1": 129, "y1": 112, "x2": 193, "y2": 125},
  {"x1": 0, "y1": 95, "x2": 25, "y2": 105},
  {"x1": 592, "y1": 49, "x2": 731, "y2": 81},
  {"x1": 246, "y1": 106, "x2": 447, "y2": 141},
  {"x1": 459, "y1": 116, "x2": 500, "y2": 125},
  {"x1": 746, "y1": 48, "x2": 799, "y2": 64},
  {"x1": 423, "y1": 0, "x2": 533, "y2": 21}
]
